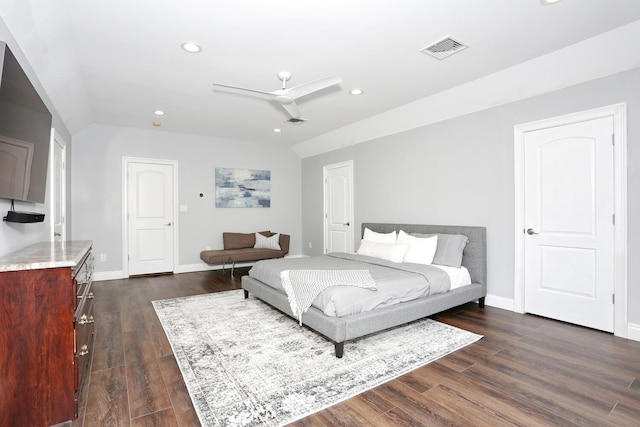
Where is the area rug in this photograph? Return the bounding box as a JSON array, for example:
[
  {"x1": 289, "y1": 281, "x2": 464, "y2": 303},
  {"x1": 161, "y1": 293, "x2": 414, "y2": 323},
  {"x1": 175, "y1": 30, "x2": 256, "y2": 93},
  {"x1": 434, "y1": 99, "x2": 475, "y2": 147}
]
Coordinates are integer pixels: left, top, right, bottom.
[{"x1": 152, "y1": 290, "x2": 482, "y2": 426}]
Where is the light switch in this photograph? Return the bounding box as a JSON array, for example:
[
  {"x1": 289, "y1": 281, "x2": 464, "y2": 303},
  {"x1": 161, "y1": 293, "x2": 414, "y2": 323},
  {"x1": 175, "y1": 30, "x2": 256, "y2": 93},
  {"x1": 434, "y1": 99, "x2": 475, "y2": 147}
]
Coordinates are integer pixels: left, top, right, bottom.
[{"x1": 180, "y1": 204, "x2": 188, "y2": 212}]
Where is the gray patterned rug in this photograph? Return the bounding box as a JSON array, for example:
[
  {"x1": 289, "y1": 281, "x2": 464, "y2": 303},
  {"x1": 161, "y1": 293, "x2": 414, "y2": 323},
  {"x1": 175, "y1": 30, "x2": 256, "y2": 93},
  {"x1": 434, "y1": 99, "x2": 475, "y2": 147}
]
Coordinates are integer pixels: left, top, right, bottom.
[{"x1": 152, "y1": 290, "x2": 482, "y2": 426}]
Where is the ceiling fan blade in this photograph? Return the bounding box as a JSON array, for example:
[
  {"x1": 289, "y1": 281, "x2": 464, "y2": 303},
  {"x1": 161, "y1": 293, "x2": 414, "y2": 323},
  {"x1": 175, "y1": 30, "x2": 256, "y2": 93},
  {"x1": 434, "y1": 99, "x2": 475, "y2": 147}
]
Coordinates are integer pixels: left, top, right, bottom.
[
  {"x1": 212, "y1": 82, "x2": 274, "y2": 100},
  {"x1": 279, "y1": 99, "x2": 303, "y2": 119},
  {"x1": 285, "y1": 75, "x2": 342, "y2": 100}
]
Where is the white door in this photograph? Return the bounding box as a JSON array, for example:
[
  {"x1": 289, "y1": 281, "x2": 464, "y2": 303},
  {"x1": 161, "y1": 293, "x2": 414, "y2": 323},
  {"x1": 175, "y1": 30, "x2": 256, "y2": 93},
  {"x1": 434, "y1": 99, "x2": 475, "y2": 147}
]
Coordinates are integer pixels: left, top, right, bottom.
[
  {"x1": 324, "y1": 161, "x2": 354, "y2": 253},
  {"x1": 523, "y1": 117, "x2": 614, "y2": 332},
  {"x1": 52, "y1": 134, "x2": 66, "y2": 241},
  {"x1": 126, "y1": 160, "x2": 176, "y2": 275}
]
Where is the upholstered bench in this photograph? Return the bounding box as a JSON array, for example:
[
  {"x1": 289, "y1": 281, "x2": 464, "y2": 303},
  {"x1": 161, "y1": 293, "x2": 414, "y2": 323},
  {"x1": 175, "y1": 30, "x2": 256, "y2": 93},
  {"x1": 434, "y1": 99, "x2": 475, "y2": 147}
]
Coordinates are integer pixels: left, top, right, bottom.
[{"x1": 200, "y1": 231, "x2": 290, "y2": 275}]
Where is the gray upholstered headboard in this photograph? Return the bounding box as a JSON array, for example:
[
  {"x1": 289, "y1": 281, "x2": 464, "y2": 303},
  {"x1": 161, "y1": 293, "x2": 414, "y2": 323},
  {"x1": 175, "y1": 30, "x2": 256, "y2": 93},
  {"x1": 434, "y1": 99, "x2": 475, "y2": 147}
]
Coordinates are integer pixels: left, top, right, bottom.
[{"x1": 361, "y1": 223, "x2": 487, "y2": 287}]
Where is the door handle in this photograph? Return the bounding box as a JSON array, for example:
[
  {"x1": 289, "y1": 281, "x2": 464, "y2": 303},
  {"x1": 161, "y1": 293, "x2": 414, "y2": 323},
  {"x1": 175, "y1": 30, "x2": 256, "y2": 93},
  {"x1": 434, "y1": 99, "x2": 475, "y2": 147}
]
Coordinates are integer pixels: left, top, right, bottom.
[
  {"x1": 526, "y1": 228, "x2": 538, "y2": 235},
  {"x1": 343, "y1": 222, "x2": 350, "y2": 226},
  {"x1": 165, "y1": 222, "x2": 172, "y2": 226}
]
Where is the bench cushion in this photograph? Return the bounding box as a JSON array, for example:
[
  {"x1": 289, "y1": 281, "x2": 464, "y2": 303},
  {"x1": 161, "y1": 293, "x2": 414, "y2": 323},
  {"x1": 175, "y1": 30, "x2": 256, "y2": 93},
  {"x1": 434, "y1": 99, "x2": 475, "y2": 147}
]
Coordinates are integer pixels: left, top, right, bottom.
[{"x1": 200, "y1": 248, "x2": 287, "y2": 264}]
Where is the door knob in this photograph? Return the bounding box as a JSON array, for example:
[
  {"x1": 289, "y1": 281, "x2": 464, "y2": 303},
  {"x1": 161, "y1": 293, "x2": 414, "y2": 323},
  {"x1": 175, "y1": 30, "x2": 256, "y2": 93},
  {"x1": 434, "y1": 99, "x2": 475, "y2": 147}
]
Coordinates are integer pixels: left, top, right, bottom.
[
  {"x1": 165, "y1": 222, "x2": 172, "y2": 226},
  {"x1": 526, "y1": 228, "x2": 538, "y2": 235},
  {"x1": 343, "y1": 222, "x2": 350, "y2": 226}
]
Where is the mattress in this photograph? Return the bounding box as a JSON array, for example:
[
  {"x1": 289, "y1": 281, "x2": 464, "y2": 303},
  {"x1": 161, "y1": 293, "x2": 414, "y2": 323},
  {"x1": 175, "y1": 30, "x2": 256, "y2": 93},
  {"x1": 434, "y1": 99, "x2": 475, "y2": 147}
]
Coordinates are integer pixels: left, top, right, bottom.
[{"x1": 248, "y1": 252, "x2": 469, "y2": 317}]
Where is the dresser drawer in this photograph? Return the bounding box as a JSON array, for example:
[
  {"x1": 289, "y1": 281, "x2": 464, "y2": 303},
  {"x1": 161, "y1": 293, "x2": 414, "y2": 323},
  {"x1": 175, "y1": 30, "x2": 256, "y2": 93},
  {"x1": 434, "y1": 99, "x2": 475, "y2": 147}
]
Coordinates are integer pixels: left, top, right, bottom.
[
  {"x1": 74, "y1": 252, "x2": 94, "y2": 310},
  {"x1": 74, "y1": 285, "x2": 95, "y2": 413}
]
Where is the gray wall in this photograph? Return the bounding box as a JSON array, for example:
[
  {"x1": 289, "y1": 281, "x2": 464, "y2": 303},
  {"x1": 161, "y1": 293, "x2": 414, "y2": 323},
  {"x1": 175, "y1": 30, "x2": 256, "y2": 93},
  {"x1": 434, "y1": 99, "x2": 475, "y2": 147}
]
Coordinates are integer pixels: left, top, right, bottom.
[
  {"x1": 0, "y1": 19, "x2": 72, "y2": 257},
  {"x1": 71, "y1": 124, "x2": 302, "y2": 274},
  {"x1": 301, "y1": 67, "x2": 640, "y2": 324}
]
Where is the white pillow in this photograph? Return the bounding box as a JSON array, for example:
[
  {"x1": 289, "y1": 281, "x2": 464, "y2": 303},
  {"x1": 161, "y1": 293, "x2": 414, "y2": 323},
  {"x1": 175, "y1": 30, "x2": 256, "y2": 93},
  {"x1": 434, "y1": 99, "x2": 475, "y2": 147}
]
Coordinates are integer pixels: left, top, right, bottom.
[
  {"x1": 254, "y1": 233, "x2": 281, "y2": 250},
  {"x1": 357, "y1": 240, "x2": 408, "y2": 263},
  {"x1": 363, "y1": 227, "x2": 397, "y2": 243},
  {"x1": 397, "y1": 230, "x2": 438, "y2": 265}
]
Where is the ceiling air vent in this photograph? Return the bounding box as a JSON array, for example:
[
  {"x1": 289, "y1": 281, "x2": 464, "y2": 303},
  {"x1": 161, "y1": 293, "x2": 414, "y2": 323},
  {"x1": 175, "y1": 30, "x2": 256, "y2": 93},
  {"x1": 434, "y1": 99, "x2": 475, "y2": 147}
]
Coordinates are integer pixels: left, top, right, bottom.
[
  {"x1": 420, "y1": 36, "x2": 468, "y2": 60},
  {"x1": 285, "y1": 117, "x2": 309, "y2": 125}
]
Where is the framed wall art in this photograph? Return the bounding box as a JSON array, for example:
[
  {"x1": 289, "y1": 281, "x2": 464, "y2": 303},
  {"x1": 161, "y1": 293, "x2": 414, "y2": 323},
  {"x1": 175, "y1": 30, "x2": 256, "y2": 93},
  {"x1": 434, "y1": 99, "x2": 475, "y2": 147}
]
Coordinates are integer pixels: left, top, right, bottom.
[{"x1": 215, "y1": 167, "x2": 271, "y2": 208}]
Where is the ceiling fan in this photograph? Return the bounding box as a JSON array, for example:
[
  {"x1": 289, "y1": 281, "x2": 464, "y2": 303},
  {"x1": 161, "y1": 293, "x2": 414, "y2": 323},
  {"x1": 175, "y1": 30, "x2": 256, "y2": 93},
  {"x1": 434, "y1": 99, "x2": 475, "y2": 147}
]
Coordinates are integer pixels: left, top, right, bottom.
[{"x1": 212, "y1": 71, "x2": 342, "y2": 123}]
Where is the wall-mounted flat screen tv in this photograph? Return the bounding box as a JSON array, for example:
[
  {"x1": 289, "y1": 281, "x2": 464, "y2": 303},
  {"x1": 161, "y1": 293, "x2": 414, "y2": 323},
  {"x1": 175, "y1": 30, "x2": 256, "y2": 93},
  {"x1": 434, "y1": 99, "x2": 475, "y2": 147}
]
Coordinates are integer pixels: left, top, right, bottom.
[{"x1": 0, "y1": 41, "x2": 53, "y2": 204}]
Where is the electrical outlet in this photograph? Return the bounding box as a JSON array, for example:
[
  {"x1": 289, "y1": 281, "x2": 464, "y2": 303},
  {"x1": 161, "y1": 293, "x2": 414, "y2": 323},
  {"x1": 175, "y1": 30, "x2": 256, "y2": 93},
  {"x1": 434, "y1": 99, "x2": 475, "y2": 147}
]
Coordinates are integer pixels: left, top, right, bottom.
[
  {"x1": 308, "y1": 242, "x2": 312, "y2": 248},
  {"x1": 100, "y1": 253, "x2": 107, "y2": 262},
  {"x1": 206, "y1": 245, "x2": 211, "y2": 250}
]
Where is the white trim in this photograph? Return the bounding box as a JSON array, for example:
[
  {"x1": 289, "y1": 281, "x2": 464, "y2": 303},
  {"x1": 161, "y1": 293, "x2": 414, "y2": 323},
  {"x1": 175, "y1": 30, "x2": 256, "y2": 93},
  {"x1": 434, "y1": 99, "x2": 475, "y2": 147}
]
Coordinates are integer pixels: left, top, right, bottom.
[
  {"x1": 122, "y1": 157, "x2": 179, "y2": 277},
  {"x1": 50, "y1": 129, "x2": 66, "y2": 241},
  {"x1": 628, "y1": 323, "x2": 640, "y2": 342},
  {"x1": 513, "y1": 103, "x2": 628, "y2": 337},
  {"x1": 93, "y1": 270, "x2": 125, "y2": 281},
  {"x1": 322, "y1": 160, "x2": 355, "y2": 254},
  {"x1": 484, "y1": 294, "x2": 515, "y2": 312}
]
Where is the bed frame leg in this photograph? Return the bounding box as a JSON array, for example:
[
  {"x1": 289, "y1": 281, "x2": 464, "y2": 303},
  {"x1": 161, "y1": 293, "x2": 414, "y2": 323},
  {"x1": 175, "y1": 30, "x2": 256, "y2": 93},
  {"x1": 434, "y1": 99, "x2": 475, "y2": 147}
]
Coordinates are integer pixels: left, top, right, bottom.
[
  {"x1": 479, "y1": 297, "x2": 485, "y2": 308},
  {"x1": 243, "y1": 289, "x2": 249, "y2": 299},
  {"x1": 335, "y1": 342, "x2": 344, "y2": 358}
]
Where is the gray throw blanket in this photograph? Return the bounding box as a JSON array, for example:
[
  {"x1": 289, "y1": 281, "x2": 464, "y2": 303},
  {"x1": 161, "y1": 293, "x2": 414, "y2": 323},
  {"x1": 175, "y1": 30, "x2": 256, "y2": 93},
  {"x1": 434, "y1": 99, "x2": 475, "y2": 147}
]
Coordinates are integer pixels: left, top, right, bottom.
[{"x1": 280, "y1": 269, "x2": 377, "y2": 325}]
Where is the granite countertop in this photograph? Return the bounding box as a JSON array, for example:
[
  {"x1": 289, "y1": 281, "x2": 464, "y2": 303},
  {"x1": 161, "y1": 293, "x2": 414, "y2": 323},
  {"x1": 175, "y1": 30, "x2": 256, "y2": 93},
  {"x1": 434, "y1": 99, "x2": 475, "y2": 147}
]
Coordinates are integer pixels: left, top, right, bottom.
[{"x1": 0, "y1": 240, "x2": 93, "y2": 272}]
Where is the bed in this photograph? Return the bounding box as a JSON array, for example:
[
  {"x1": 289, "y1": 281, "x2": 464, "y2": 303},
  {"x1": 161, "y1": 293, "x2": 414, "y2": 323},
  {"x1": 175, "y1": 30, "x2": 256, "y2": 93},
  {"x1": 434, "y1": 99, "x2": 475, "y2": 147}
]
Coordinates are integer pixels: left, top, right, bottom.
[{"x1": 241, "y1": 223, "x2": 486, "y2": 358}]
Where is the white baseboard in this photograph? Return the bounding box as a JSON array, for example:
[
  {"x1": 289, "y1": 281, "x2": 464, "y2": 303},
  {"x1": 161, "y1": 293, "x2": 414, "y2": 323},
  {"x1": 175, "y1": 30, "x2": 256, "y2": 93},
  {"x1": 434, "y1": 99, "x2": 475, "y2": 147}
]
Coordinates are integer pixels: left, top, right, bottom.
[
  {"x1": 627, "y1": 323, "x2": 640, "y2": 342},
  {"x1": 93, "y1": 266, "x2": 219, "y2": 281},
  {"x1": 176, "y1": 263, "x2": 219, "y2": 274},
  {"x1": 484, "y1": 294, "x2": 515, "y2": 311},
  {"x1": 93, "y1": 270, "x2": 125, "y2": 281}
]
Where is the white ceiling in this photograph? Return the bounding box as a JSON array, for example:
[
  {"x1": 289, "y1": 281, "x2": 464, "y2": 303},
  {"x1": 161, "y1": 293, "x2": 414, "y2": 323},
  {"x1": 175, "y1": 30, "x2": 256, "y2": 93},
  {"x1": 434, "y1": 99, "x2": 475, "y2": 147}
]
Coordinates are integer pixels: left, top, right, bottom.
[{"x1": 3, "y1": 0, "x2": 640, "y2": 149}]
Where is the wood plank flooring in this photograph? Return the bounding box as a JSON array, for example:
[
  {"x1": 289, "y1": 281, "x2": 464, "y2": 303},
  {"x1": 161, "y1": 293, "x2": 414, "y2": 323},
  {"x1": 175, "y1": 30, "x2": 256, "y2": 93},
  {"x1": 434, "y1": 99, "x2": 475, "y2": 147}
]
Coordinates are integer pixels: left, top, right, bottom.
[{"x1": 73, "y1": 269, "x2": 640, "y2": 426}]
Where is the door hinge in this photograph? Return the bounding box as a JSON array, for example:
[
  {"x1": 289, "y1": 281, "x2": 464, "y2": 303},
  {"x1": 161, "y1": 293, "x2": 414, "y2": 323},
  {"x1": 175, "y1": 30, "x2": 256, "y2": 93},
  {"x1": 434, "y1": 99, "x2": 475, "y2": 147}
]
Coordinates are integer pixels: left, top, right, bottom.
[
  {"x1": 611, "y1": 134, "x2": 615, "y2": 146},
  {"x1": 612, "y1": 293, "x2": 615, "y2": 304},
  {"x1": 612, "y1": 213, "x2": 615, "y2": 225}
]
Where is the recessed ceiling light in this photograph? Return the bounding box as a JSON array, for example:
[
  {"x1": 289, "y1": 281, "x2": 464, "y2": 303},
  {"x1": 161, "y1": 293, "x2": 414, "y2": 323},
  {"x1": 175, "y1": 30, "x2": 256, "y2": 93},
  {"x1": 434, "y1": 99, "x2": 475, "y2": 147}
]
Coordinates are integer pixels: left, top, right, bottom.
[
  {"x1": 273, "y1": 128, "x2": 282, "y2": 133},
  {"x1": 350, "y1": 88, "x2": 363, "y2": 95},
  {"x1": 540, "y1": 0, "x2": 562, "y2": 5},
  {"x1": 152, "y1": 121, "x2": 162, "y2": 127},
  {"x1": 181, "y1": 42, "x2": 202, "y2": 53},
  {"x1": 153, "y1": 110, "x2": 165, "y2": 116}
]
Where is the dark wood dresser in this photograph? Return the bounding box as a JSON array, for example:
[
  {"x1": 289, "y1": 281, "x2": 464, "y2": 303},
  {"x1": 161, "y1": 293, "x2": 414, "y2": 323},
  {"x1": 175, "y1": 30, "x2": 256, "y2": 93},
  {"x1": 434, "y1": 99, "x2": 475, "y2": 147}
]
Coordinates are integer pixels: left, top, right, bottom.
[{"x1": 0, "y1": 240, "x2": 94, "y2": 427}]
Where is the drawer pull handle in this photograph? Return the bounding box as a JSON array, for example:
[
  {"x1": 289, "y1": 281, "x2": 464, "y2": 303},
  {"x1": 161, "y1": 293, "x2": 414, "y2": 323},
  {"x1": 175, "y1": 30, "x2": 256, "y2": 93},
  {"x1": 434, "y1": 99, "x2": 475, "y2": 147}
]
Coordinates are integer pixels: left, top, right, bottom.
[
  {"x1": 78, "y1": 344, "x2": 90, "y2": 357},
  {"x1": 78, "y1": 314, "x2": 95, "y2": 325},
  {"x1": 87, "y1": 292, "x2": 94, "y2": 299}
]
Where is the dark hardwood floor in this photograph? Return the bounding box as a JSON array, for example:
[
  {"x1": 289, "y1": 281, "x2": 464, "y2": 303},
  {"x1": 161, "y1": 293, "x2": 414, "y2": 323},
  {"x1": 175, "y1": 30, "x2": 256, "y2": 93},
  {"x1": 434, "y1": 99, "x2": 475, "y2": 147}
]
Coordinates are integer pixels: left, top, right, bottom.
[{"x1": 73, "y1": 269, "x2": 640, "y2": 426}]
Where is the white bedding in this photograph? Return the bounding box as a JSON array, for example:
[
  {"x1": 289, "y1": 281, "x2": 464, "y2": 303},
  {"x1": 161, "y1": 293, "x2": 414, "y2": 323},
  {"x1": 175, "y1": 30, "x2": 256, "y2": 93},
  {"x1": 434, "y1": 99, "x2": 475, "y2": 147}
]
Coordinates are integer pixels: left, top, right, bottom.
[
  {"x1": 434, "y1": 264, "x2": 472, "y2": 289},
  {"x1": 249, "y1": 253, "x2": 471, "y2": 318}
]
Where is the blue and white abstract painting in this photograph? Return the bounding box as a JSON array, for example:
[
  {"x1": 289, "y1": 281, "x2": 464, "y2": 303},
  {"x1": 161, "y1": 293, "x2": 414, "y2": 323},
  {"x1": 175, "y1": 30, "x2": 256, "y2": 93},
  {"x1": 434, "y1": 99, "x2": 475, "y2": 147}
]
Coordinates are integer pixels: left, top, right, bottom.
[{"x1": 215, "y1": 168, "x2": 271, "y2": 208}]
